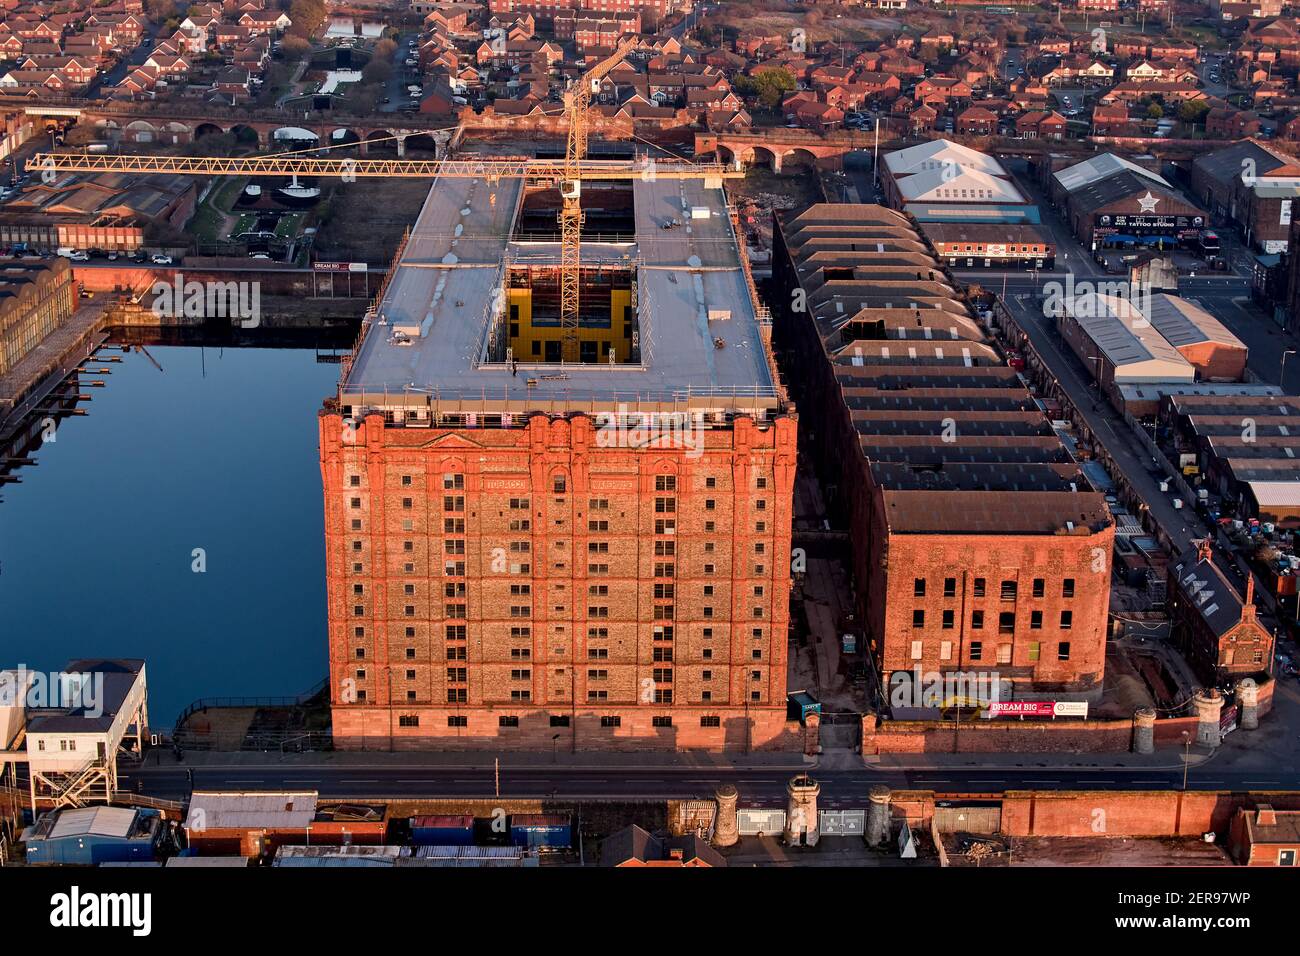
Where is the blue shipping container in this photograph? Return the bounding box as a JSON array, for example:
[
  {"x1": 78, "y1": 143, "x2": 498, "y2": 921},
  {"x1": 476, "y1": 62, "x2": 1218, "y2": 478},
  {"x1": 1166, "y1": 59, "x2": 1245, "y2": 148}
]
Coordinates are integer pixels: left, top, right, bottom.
[
  {"x1": 410, "y1": 814, "x2": 475, "y2": 847},
  {"x1": 509, "y1": 814, "x2": 571, "y2": 849}
]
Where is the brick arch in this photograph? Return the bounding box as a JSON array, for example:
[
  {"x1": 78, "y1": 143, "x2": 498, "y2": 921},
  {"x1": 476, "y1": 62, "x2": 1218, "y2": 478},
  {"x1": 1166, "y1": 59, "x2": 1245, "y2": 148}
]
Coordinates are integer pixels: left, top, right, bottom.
[
  {"x1": 228, "y1": 124, "x2": 261, "y2": 147},
  {"x1": 781, "y1": 147, "x2": 821, "y2": 170},
  {"x1": 330, "y1": 127, "x2": 361, "y2": 147},
  {"x1": 123, "y1": 120, "x2": 159, "y2": 143},
  {"x1": 749, "y1": 145, "x2": 780, "y2": 172}
]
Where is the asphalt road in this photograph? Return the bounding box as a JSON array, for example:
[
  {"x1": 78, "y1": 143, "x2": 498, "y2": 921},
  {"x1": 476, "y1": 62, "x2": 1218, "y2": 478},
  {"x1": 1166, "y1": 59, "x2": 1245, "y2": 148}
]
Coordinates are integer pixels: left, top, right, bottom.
[{"x1": 117, "y1": 757, "x2": 1300, "y2": 807}]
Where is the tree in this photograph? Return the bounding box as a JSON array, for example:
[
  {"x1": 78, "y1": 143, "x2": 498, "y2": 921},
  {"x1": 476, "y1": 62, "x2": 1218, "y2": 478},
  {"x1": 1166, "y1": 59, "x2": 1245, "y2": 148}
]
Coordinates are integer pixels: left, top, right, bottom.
[
  {"x1": 280, "y1": 35, "x2": 311, "y2": 59},
  {"x1": 734, "y1": 67, "x2": 796, "y2": 110},
  {"x1": 361, "y1": 58, "x2": 392, "y2": 85},
  {"x1": 143, "y1": 0, "x2": 177, "y2": 20},
  {"x1": 1147, "y1": 102, "x2": 1164, "y2": 120},
  {"x1": 1179, "y1": 99, "x2": 1210, "y2": 124},
  {"x1": 288, "y1": 0, "x2": 327, "y2": 40},
  {"x1": 374, "y1": 38, "x2": 397, "y2": 61}
]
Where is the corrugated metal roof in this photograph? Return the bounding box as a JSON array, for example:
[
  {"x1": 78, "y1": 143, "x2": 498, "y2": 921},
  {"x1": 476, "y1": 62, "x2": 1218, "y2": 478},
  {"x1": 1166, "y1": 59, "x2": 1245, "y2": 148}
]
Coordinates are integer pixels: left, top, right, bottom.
[
  {"x1": 48, "y1": 805, "x2": 138, "y2": 840},
  {"x1": 884, "y1": 139, "x2": 1008, "y2": 178},
  {"x1": 165, "y1": 856, "x2": 251, "y2": 867},
  {"x1": 1145, "y1": 293, "x2": 1246, "y2": 350},
  {"x1": 415, "y1": 845, "x2": 524, "y2": 858},
  {"x1": 274, "y1": 845, "x2": 404, "y2": 867},
  {"x1": 1054, "y1": 152, "x2": 1170, "y2": 192},
  {"x1": 186, "y1": 791, "x2": 318, "y2": 830},
  {"x1": 896, "y1": 166, "x2": 1025, "y2": 204},
  {"x1": 1064, "y1": 292, "x2": 1195, "y2": 376},
  {"x1": 1248, "y1": 479, "x2": 1300, "y2": 507}
]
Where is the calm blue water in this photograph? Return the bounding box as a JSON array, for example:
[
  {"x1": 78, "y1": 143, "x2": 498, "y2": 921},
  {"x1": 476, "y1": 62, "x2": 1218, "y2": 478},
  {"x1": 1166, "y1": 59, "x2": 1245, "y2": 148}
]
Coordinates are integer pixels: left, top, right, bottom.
[{"x1": 0, "y1": 345, "x2": 337, "y2": 726}]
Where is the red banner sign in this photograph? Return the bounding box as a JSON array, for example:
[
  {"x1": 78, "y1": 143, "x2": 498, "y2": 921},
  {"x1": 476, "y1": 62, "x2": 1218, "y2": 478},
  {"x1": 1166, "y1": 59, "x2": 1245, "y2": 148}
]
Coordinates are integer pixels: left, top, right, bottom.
[{"x1": 987, "y1": 701, "x2": 1055, "y2": 717}]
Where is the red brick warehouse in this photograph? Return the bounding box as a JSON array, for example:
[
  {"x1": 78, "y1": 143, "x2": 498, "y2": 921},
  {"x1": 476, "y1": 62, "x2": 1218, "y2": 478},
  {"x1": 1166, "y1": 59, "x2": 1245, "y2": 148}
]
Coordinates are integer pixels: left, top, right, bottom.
[{"x1": 319, "y1": 167, "x2": 800, "y2": 751}]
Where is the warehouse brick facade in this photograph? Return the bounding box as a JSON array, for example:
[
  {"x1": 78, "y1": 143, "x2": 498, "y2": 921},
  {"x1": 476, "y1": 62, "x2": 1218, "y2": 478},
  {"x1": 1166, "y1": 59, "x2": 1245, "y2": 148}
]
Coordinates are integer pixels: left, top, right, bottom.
[{"x1": 320, "y1": 411, "x2": 800, "y2": 751}]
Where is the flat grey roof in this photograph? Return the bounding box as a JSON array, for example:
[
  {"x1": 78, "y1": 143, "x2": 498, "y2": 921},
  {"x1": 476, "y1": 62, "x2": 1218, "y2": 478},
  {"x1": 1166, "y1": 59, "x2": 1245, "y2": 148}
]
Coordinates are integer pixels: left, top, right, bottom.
[
  {"x1": 1145, "y1": 293, "x2": 1246, "y2": 351},
  {"x1": 342, "y1": 173, "x2": 776, "y2": 411}
]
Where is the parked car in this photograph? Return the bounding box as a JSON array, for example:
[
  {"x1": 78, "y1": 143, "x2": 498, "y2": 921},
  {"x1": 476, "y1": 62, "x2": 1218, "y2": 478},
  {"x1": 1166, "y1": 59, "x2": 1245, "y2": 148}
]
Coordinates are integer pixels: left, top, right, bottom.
[{"x1": 150, "y1": 254, "x2": 174, "y2": 265}]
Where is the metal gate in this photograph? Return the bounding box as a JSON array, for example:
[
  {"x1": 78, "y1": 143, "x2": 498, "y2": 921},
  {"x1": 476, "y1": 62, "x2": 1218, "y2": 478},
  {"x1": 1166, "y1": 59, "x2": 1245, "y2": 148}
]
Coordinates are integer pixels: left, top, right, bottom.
[
  {"x1": 819, "y1": 809, "x2": 865, "y2": 836},
  {"x1": 932, "y1": 806, "x2": 1001, "y2": 835},
  {"x1": 737, "y1": 809, "x2": 785, "y2": 836}
]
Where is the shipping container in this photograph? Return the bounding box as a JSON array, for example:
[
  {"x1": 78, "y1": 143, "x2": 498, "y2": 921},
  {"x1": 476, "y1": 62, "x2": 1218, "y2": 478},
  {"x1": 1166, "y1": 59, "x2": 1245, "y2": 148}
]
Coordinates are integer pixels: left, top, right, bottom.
[
  {"x1": 509, "y1": 814, "x2": 572, "y2": 849},
  {"x1": 411, "y1": 814, "x2": 475, "y2": 846}
]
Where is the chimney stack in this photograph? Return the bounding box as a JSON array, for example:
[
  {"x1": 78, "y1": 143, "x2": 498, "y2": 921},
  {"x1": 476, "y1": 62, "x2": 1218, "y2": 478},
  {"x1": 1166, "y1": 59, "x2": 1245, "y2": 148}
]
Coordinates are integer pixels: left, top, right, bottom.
[{"x1": 1257, "y1": 805, "x2": 1277, "y2": 827}]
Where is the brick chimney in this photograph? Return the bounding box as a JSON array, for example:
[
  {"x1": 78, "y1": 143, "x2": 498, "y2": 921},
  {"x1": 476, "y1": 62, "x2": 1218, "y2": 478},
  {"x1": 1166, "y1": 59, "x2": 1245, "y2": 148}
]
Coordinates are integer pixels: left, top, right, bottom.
[
  {"x1": 668, "y1": 847, "x2": 684, "y2": 861},
  {"x1": 1257, "y1": 805, "x2": 1277, "y2": 827},
  {"x1": 1196, "y1": 538, "x2": 1212, "y2": 564},
  {"x1": 1242, "y1": 572, "x2": 1257, "y2": 623}
]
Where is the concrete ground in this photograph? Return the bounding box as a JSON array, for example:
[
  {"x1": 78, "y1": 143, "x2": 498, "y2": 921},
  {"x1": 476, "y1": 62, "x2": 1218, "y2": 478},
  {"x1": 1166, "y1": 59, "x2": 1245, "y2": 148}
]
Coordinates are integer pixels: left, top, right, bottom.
[
  {"x1": 994, "y1": 836, "x2": 1231, "y2": 867},
  {"x1": 788, "y1": 469, "x2": 868, "y2": 721},
  {"x1": 720, "y1": 834, "x2": 931, "y2": 867}
]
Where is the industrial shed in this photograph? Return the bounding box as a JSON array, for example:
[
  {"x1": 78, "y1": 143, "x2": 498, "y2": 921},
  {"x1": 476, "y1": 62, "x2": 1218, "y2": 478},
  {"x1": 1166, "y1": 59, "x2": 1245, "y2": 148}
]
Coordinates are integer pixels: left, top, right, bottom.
[
  {"x1": 184, "y1": 792, "x2": 389, "y2": 857},
  {"x1": 1244, "y1": 480, "x2": 1300, "y2": 527},
  {"x1": 880, "y1": 139, "x2": 1030, "y2": 215},
  {"x1": 23, "y1": 805, "x2": 163, "y2": 865},
  {"x1": 1143, "y1": 294, "x2": 1248, "y2": 381},
  {"x1": 1056, "y1": 292, "x2": 1196, "y2": 403},
  {"x1": 1051, "y1": 153, "x2": 1206, "y2": 250}
]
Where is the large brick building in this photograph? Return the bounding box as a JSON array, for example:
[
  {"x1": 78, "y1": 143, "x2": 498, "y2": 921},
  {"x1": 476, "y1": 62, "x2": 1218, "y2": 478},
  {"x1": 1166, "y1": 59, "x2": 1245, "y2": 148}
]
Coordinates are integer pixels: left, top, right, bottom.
[
  {"x1": 1168, "y1": 541, "x2": 1273, "y2": 687},
  {"x1": 320, "y1": 172, "x2": 798, "y2": 751},
  {"x1": 771, "y1": 204, "x2": 1114, "y2": 702},
  {"x1": 1191, "y1": 139, "x2": 1300, "y2": 255}
]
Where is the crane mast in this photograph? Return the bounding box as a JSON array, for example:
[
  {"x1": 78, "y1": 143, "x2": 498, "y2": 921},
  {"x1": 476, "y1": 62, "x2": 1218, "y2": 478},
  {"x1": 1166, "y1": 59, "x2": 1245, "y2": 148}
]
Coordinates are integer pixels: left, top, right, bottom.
[{"x1": 558, "y1": 37, "x2": 638, "y2": 363}]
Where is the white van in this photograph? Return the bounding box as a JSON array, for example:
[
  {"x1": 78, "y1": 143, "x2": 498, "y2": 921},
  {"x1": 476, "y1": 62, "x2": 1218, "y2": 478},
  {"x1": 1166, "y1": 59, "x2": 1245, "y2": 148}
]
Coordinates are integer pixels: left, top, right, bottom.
[{"x1": 55, "y1": 246, "x2": 76, "y2": 258}]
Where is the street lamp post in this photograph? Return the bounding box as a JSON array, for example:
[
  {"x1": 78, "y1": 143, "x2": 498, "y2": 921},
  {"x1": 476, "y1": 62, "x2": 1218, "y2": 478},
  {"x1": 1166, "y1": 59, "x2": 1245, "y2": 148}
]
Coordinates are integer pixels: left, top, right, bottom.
[
  {"x1": 1281, "y1": 349, "x2": 1295, "y2": 389},
  {"x1": 1181, "y1": 732, "x2": 1192, "y2": 792}
]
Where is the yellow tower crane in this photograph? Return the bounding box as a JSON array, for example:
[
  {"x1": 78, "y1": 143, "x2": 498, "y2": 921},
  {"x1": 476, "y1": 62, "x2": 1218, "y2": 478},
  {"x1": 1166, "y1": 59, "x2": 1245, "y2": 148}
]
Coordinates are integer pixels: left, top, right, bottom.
[
  {"x1": 31, "y1": 38, "x2": 737, "y2": 365},
  {"x1": 558, "y1": 36, "x2": 639, "y2": 362}
]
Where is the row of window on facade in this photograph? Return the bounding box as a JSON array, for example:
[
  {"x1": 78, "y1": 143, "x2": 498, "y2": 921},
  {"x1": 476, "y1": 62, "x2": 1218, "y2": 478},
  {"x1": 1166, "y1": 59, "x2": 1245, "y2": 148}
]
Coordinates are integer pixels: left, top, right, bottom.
[
  {"x1": 913, "y1": 608, "x2": 1075, "y2": 630},
  {"x1": 914, "y1": 576, "x2": 1078, "y2": 599},
  {"x1": 347, "y1": 475, "x2": 771, "y2": 493},
  {"x1": 907, "y1": 638, "x2": 1072, "y2": 662},
  {"x1": 398, "y1": 713, "x2": 731, "y2": 730}
]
